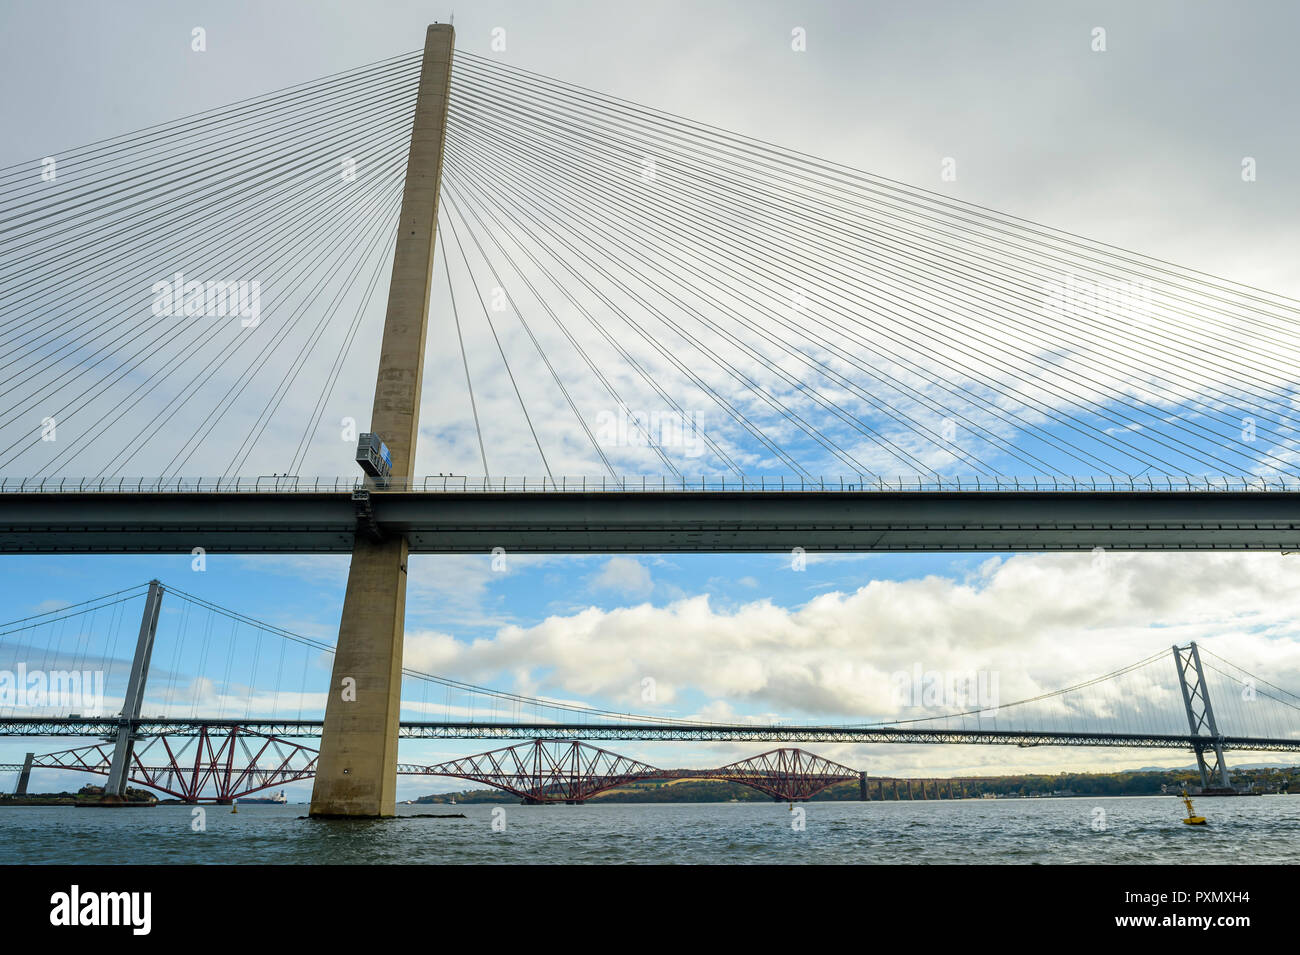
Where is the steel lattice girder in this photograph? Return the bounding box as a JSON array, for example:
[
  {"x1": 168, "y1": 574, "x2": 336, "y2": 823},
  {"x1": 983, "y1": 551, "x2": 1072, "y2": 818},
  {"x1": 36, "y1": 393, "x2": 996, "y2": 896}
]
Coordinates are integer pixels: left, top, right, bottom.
[
  {"x1": 18, "y1": 729, "x2": 1300, "y2": 804},
  {"x1": 23, "y1": 727, "x2": 319, "y2": 802},
  {"x1": 401, "y1": 740, "x2": 662, "y2": 802},
  {"x1": 403, "y1": 744, "x2": 861, "y2": 802},
  {"x1": 24, "y1": 735, "x2": 861, "y2": 804},
  {"x1": 706, "y1": 748, "x2": 859, "y2": 800}
]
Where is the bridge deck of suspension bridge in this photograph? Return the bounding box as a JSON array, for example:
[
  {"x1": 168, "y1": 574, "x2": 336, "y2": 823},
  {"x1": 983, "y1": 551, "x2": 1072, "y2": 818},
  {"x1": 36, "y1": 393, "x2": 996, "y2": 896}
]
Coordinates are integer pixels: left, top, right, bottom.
[{"x1": 2, "y1": 717, "x2": 1297, "y2": 753}]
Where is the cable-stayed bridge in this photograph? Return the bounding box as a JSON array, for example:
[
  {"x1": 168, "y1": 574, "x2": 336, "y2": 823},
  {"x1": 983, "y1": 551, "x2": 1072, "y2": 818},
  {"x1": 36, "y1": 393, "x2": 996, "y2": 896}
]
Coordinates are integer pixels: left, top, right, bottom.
[
  {"x1": 2, "y1": 24, "x2": 1299, "y2": 813},
  {"x1": 1, "y1": 582, "x2": 1298, "y2": 803},
  {"x1": 2, "y1": 38, "x2": 1299, "y2": 552}
]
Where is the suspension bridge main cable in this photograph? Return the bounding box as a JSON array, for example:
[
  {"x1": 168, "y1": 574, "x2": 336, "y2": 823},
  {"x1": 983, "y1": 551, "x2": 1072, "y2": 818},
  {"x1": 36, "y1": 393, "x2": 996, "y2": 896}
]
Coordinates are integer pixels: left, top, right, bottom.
[{"x1": 864, "y1": 648, "x2": 1174, "y2": 728}]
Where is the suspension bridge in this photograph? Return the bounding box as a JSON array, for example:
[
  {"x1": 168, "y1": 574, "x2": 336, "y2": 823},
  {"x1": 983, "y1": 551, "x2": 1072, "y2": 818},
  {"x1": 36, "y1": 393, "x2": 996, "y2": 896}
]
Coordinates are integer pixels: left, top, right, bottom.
[
  {"x1": 2, "y1": 24, "x2": 1299, "y2": 814},
  {"x1": 1, "y1": 581, "x2": 1298, "y2": 803}
]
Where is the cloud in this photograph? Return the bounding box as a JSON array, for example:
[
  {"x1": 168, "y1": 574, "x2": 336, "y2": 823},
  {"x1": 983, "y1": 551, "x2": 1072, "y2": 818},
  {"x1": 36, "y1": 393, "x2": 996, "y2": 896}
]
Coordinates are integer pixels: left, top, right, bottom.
[
  {"x1": 29, "y1": 599, "x2": 70, "y2": 614},
  {"x1": 425, "y1": 552, "x2": 1300, "y2": 726},
  {"x1": 589, "y1": 556, "x2": 654, "y2": 597}
]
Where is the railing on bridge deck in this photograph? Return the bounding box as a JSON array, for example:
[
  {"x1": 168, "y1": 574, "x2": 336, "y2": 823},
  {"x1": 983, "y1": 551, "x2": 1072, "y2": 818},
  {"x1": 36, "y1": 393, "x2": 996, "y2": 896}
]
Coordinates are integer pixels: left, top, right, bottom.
[{"x1": 3, "y1": 474, "x2": 1300, "y2": 494}]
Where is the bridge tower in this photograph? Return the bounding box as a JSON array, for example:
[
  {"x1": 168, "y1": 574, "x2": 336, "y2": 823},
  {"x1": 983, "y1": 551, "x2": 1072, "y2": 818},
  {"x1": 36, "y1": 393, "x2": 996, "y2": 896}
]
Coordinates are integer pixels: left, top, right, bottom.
[
  {"x1": 16, "y1": 752, "x2": 33, "y2": 795},
  {"x1": 310, "y1": 24, "x2": 455, "y2": 818},
  {"x1": 1172, "y1": 642, "x2": 1233, "y2": 791},
  {"x1": 103, "y1": 579, "x2": 164, "y2": 797}
]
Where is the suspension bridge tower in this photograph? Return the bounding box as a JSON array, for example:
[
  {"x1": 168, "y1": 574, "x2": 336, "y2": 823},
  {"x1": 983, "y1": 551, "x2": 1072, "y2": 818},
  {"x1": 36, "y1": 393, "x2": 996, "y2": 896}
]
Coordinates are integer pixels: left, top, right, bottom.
[
  {"x1": 310, "y1": 24, "x2": 454, "y2": 817},
  {"x1": 1173, "y1": 642, "x2": 1234, "y2": 792}
]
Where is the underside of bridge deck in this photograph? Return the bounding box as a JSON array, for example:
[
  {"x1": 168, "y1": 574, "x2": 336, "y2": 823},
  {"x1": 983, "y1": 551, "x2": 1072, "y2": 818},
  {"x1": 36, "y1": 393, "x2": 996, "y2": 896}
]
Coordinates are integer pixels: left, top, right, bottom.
[{"x1": 1, "y1": 489, "x2": 1297, "y2": 553}]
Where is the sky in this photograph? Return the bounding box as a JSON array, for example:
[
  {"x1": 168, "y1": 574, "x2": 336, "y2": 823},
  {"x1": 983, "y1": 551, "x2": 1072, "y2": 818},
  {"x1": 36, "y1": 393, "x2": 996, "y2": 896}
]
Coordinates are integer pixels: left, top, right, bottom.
[{"x1": 2, "y1": 0, "x2": 1300, "y2": 799}]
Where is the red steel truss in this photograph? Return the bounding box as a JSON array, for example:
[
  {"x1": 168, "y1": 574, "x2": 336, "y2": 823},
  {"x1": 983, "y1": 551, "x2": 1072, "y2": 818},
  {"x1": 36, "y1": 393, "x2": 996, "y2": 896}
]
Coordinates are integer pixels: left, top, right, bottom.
[
  {"x1": 24, "y1": 729, "x2": 857, "y2": 804},
  {"x1": 31, "y1": 725, "x2": 319, "y2": 803},
  {"x1": 399, "y1": 741, "x2": 859, "y2": 803},
  {"x1": 707, "y1": 747, "x2": 859, "y2": 801},
  {"x1": 400, "y1": 739, "x2": 661, "y2": 803}
]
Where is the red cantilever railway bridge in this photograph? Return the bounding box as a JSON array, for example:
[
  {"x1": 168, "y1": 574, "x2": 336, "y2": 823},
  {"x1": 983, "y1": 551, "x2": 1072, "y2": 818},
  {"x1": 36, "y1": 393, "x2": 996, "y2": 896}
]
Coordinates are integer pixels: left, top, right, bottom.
[
  {"x1": 398, "y1": 740, "x2": 860, "y2": 804},
  {"x1": 4, "y1": 735, "x2": 862, "y2": 805}
]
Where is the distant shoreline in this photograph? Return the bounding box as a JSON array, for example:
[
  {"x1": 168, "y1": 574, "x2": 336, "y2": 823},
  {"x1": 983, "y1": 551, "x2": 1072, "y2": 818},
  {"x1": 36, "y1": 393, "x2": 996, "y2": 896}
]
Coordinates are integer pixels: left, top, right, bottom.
[{"x1": 415, "y1": 766, "x2": 1300, "y2": 805}]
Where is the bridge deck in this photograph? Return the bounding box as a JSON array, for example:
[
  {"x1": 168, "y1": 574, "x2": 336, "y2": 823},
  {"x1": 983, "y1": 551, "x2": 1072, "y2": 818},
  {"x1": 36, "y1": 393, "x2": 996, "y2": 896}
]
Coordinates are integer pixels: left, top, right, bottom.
[
  {"x1": 2, "y1": 717, "x2": 1296, "y2": 752},
  {"x1": 2, "y1": 489, "x2": 1298, "y2": 552}
]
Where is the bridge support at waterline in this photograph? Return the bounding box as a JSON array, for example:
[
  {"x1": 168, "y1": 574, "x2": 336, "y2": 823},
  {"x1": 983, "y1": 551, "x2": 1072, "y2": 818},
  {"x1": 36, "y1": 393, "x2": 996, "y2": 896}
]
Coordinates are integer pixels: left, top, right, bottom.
[
  {"x1": 859, "y1": 777, "x2": 971, "y2": 800},
  {"x1": 309, "y1": 23, "x2": 455, "y2": 819}
]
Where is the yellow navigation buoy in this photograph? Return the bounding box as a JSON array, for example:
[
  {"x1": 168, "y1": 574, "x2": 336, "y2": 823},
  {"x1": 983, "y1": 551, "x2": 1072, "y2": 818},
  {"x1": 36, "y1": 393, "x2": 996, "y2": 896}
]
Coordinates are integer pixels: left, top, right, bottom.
[
  {"x1": 231, "y1": 800, "x2": 238, "y2": 814},
  {"x1": 1180, "y1": 789, "x2": 1205, "y2": 826}
]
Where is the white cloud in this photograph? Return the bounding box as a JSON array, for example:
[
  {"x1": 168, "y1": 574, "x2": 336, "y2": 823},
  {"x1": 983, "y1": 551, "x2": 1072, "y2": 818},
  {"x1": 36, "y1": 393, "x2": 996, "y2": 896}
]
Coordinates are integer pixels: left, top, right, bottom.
[
  {"x1": 29, "y1": 599, "x2": 70, "y2": 614},
  {"x1": 589, "y1": 556, "x2": 654, "y2": 597},
  {"x1": 426, "y1": 552, "x2": 1300, "y2": 730}
]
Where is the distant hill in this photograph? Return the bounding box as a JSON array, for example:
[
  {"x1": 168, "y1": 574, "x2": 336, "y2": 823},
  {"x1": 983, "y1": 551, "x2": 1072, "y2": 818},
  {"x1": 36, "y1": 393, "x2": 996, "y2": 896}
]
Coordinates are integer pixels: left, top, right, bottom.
[{"x1": 416, "y1": 765, "x2": 1300, "y2": 804}]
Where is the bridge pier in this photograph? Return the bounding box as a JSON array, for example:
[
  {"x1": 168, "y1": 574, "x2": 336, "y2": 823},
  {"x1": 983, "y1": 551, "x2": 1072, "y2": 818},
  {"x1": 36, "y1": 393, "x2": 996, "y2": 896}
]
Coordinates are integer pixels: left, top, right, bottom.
[
  {"x1": 309, "y1": 23, "x2": 455, "y2": 819},
  {"x1": 310, "y1": 537, "x2": 410, "y2": 817},
  {"x1": 859, "y1": 771, "x2": 868, "y2": 801}
]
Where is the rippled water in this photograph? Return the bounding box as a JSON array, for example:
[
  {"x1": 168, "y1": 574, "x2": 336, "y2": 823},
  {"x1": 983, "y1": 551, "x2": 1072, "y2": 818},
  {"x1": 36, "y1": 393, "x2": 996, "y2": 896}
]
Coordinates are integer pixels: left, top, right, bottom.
[{"x1": 6, "y1": 796, "x2": 1298, "y2": 864}]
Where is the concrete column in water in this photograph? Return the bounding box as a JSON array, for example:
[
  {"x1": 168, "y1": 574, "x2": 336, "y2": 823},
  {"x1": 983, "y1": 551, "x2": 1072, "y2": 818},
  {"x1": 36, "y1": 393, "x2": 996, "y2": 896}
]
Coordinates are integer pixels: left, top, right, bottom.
[{"x1": 310, "y1": 24, "x2": 455, "y2": 819}]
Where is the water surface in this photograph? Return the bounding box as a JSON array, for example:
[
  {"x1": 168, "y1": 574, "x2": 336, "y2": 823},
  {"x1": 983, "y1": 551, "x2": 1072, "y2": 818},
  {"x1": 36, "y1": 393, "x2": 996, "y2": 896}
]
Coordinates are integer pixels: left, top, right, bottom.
[{"x1": 6, "y1": 796, "x2": 1296, "y2": 864}]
